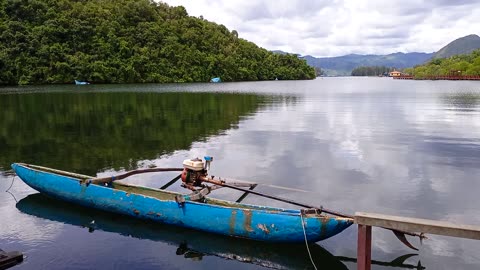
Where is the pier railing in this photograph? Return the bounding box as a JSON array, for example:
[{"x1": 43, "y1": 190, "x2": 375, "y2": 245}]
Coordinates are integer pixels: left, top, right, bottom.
[{"x1": 354, "y1": 212, "x2": 480, "y2": 270}]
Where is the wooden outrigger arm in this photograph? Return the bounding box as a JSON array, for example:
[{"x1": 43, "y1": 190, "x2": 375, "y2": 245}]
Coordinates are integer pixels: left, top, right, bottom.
[{"x1": 84, "y1": 167, "x2": 184, "y2": 186}]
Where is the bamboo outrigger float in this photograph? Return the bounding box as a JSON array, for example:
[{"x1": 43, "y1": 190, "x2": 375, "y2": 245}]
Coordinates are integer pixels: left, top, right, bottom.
[{"x1": 11, "y1": 158, "x2": 353, "y2": 243}]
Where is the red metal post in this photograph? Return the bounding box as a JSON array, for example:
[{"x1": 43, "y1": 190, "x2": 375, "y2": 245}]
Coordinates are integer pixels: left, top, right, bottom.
[{"x1": 357, "y1": 224, "x2": 372, "y2": 270}]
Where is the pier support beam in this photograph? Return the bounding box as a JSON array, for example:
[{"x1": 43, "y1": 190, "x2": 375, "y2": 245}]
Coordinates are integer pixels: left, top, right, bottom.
[
  {"x1": 357, "y1": 224, "x2": 372, "y2": 270},
  {"x1": 354, "y1": 211, "x2": 480, "y2": 270}
]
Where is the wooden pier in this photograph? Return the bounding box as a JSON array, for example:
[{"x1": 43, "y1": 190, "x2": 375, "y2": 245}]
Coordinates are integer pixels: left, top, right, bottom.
[
  {"x1": 393, "y1": 75, "x2": 480, "y2": 80},
  {"x1": 393, "y1": 75, "x2": 414, "y2": 80},
  {"x1": 354, "y1": 212, "x2": 480, "y2": 270}
]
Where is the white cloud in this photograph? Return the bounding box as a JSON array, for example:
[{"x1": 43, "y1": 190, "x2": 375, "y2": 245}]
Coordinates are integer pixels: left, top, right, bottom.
[{"x1": 161, "y1": 0, "x2": 480, "y2": 57}]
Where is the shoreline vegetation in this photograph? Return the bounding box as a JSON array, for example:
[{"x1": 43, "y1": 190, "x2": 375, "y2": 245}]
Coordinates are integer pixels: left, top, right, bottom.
[
  {"x1": 0, "y1": 0, "x2": 315, "y2": 86},
  {"x1": 403, "y1": 49, "x2": 480, "y2": 79},
  {"x1": 348, "y1": 49, "x2": 480, "y2": 80},
  {"x1": 351, "y1": 66, "x2": 395, "y2": 76}
]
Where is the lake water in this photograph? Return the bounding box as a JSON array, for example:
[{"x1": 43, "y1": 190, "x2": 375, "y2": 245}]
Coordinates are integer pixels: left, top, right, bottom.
[{"x1": 1, "y1": 77, "x2": 479, "y2": 270}]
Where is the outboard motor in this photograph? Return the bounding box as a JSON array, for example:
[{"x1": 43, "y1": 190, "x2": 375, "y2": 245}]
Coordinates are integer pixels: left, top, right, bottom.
[{"x1": 180, "y1": 156, "x2": 213, "y2": 190}]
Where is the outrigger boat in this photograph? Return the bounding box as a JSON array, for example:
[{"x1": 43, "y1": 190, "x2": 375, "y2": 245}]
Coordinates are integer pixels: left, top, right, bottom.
[{"x1": 11, "y1": 157, "x2": 353, "y2": 243}]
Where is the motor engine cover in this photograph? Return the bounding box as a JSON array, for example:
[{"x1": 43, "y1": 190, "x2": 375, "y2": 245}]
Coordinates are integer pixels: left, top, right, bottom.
[{"x1": 182, "y1": 158, "x2": 204, "y2": 171}]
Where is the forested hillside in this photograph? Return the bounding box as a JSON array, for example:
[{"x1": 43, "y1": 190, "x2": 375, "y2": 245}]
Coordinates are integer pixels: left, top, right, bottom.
[
  {"x1": 404, "y1": 49, "x2": 480, "y2": 78},
  {"x1": 0, "y1": 0, "x2": 315, "y2": 85}
]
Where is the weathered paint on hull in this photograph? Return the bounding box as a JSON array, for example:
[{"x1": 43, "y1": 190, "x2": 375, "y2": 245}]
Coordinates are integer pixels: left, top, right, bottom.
[{"x1": 12, "y1": 163, "x2": 353, "y2": 243}]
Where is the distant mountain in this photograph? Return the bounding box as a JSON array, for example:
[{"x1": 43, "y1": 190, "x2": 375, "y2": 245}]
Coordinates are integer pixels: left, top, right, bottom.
[
  {"x1": 432, "y1": 34, "x2": 480, "y2": 59},
  {"x1": 272, "y1": 34, "x2": 480, "y2": 76},
  {"x1": 272, "y1": 50, "x2": 291, "y2": 55},
  {"x1": 303, "y1": 52, "x2": 434, "y2": 76}
]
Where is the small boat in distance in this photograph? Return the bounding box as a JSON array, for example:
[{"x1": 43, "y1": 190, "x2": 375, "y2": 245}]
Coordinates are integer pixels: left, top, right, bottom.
[
  {"x1": 11, "y1": 159, "x2": 353, "y2": 243},
  {"x1": 75, "y1": 80, "x2": 90, "y2": 85},
  {"x1": 210, "y1": 77, "x2": 221, "y2": 83}
]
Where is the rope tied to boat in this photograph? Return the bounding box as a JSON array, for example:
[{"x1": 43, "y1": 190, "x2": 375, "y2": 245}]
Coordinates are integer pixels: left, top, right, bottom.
[
  {"x1": 5, "y1": 174, "x2": 15, "y2": 193},
  {"x1": 5, "y1": 174, "x2": 18, "y2": 203},
  {"x1": 300, "y1": 210, "x2": 318, "y2": 270}
]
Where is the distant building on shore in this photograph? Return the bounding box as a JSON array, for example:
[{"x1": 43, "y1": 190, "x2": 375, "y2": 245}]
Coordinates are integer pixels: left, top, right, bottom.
[{"x1": 389, "y1": 70, "x2": 402, "y2": 77}]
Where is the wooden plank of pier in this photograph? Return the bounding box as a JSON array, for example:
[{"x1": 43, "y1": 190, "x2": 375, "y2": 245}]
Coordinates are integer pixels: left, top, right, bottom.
[
  {"x1": 354, "y1": 212, "x2": 480, "y2": 270},
  {"x1": 355, "y1": 212, "x2": 480, "y2": 240}
]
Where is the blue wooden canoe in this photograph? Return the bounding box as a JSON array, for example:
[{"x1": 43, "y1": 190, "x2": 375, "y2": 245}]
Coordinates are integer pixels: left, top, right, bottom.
[{"x1": 11, "y1": 163, "x2": 353, "y2": 243}]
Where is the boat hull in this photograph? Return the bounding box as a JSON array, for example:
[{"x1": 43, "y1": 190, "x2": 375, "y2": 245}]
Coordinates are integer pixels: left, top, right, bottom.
[{"x1": 12, "y1": 163, "x2": 352, "y2": 243}]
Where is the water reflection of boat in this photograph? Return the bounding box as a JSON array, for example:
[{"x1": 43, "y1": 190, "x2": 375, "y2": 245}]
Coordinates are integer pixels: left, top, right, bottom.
[{"x1": 16, "y1": 193, "x2": 348, "y2": 270}]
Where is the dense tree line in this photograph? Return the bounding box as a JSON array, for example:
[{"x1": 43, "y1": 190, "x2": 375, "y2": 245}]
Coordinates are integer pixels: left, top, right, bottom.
[
  {"x1": 351, "y1": 66, "x2": 395, "y2": 76},
  {"x1": 0, "y1": 0, "x2": 315, "y2": 85},
  {"x1": 404, "y1": 49, "x2": 480, "y2": 78}
]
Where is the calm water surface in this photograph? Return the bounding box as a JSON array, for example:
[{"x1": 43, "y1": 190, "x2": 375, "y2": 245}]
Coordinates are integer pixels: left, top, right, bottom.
[{"x1": 1, "y1": 78, "x2": 479, "y2": 269}]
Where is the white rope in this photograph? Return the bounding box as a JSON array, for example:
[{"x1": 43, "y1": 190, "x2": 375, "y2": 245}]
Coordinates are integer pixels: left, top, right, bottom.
[{"x1": 300, "y1": 211, "x2": 318, "y2": 270}]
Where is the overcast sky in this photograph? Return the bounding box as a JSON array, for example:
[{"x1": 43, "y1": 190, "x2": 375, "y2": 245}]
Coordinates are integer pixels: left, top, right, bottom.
[{"x1": 162, "y1": 0, "x2": 480, "y2": 57}]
